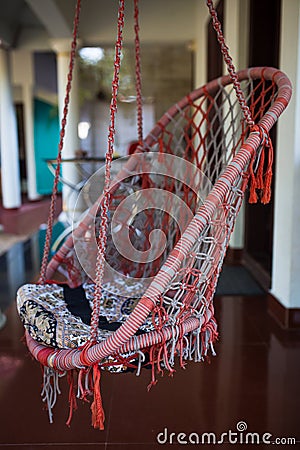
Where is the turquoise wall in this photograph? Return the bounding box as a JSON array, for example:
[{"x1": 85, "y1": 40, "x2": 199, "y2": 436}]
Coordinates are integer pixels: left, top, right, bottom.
[{"x1": 34, "y1": 98, "x2": 61, "y2": 195}]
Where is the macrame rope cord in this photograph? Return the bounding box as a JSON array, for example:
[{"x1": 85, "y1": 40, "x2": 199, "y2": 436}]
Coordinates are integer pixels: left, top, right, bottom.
[
  {"x1": 134, "y1": 0, "x2": 144, "y2": 144},
  {"x1": 90, "y1": 0, "x2": 125, "y2": 343},
  {"x1": 39, "y1": 0, "x2": 81, "y2": 284},
  {"x1": 206, "y1": 0, "x2": 254, "y2": 128}
]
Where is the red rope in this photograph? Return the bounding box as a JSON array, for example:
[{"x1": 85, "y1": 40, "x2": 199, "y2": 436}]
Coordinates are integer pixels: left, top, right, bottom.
[
  {"x1": 90, "y1": 0, "x2": 125, "y2": 342},
  {"x1": 206, "y1": 0, "x2": 254, "y2": 128},
  {"x1": 39, "y1": 0, "x2": 81, "y2": 284},
  {"x1": 134, "y1": 0, "x2": 143, "y2": 144}
]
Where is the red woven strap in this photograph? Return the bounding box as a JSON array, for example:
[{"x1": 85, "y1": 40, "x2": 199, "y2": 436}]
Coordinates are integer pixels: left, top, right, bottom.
[
  {"x1": 39, "y1": 0, "x2": 81, "y2": 284},
  {"x1": 134, "y1": 0, "x2": 143, "y2": 144},
  {"x1": 206, "y1": 0, "x2": 254, "y2": 128},
  {"x1": 90, "y1": 0, "x2": 125, "y2": 342}
]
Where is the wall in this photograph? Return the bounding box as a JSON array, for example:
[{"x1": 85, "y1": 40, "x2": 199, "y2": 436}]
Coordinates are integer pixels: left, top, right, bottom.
[
  {"x1": 271, "y1": 0, "x2": 300, "y2": 309},
  {"x1": 78, "y1": 44, "x2": 193, "y2": 156},
  {"x1": 34, "y1": 98, "x2": 60, "y2": 195},
  {"x1": 34, "y1": 52, "x2": 57, "y2": 94}
]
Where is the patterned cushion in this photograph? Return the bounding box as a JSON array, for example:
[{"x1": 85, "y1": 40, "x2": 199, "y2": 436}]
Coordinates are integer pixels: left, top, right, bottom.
[{"x1": 16, "y1": 281, "x2": 151, "y2": 350}]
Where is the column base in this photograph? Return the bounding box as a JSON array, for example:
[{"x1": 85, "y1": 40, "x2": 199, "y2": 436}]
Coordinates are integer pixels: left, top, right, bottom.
[
  {"x1": 268, "y1": 293, "x2": 300, "y2": 329},
  {"x1": 225, "y1": 247, "x2": 244, "y2": 265}
]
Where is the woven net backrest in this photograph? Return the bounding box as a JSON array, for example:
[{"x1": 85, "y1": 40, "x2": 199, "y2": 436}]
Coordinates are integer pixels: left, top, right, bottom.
[{"x1": 48, "y1": 68, "x2": 275, "y2": 284}]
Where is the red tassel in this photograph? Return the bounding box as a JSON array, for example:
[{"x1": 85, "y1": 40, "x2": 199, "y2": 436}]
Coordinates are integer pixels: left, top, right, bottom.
[
  {"x1": 261, "y1": 137, "x2": 274, "y2": 204},
  {"x1": 66, "y1": 370, "x2": 78, "y2": 427},
  {"x1": 91, "y1": 364, "x2": 105, "y2": 430},
  {"x1": 250, "y1": 124, "x2": 274, "y2": 204},
  {"x1": 261, "y1": 170, "x2": 272, "y2": 204},
  {"x1": 147, "y1": 345, "x2": 158, "y2": 391}
]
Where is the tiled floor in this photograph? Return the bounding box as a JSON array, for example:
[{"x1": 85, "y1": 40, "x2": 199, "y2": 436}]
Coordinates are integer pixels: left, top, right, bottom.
[{"x1": 0, "y1": 235, "x2": 300, "y2": 449}]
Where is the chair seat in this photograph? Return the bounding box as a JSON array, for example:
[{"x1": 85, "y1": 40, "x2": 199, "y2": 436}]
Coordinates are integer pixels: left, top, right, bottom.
[{"x1": 17, "y1": 281, "x2": 151, "y2": 351}]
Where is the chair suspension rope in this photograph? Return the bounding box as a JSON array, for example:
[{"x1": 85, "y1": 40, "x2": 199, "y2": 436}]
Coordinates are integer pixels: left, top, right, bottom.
[
  {"x1": 90, "y1": 0, "x2": 125, "y2": 343},
  {"x1": 134, "y1": 0, "x2": 144, "y2": 144},
  {"x1": 206, "y1": 0, "x2": 255, "y2": 128},
  {"x1": 39, "y1": 0, "x2": 82, "y2": 284}
]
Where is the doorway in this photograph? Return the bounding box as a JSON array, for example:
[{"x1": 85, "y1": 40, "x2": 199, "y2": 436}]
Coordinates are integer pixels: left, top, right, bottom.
[{"x1": 244, "y1": 0, "x2": 281, "y2": 288}]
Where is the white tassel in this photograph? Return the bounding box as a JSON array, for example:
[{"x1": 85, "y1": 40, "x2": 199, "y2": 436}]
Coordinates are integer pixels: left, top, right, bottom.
[
  {"x1": 136, "y1": 351, "x2": 145, "y2": 377},
  {"x1": 168, "y1": 328, "x2": 179, "y2": 367},
  {"x1": 182, "y1": 335, "x2": 190, "y2": 360},
  {"x1": 41, "y1": 367, "x2": 63, "y2": 423},
  {"x1": 210, "y1": 341, "x2": 217, "y2": 356},
  {"x1": 204, "y1": 330, "x2": 209, "y2": 356},
  {"x1": 194, "y1": 328, "x2": 202, "y2": 362},
  {"x1": 188, "y1": 332, "x2": 194, "y2": 360}
]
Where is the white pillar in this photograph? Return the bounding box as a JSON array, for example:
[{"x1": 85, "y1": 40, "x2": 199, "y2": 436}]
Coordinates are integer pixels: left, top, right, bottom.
[
  {"x1": 271, "y1": 0, "x2": 300, "y2": 309},
  {"x1": 51, "y1": 39, "x2": 80, "y2": 220},
  {"x1": 194, "y1": 1, "x2": 208, "y2": 89},
  {"x1": 0, "y1": 48, "x2": 21, "y2": 209},
  {"x1": 24, "y1": 83, "x2": 40, "y2": 200},
  {"x1": 12, "y1": 50, "x2": 40, "y2": 201}
]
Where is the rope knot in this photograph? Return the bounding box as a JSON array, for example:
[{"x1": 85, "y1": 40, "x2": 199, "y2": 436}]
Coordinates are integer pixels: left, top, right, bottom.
[{"x1": 152, "y1": 303, "x2": 168, "y2": 330}]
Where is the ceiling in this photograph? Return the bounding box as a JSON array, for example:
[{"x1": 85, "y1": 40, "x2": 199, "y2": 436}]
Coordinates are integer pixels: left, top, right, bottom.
[{"x1": 0, "y1": 0, "x2": 199, "y2": 51}]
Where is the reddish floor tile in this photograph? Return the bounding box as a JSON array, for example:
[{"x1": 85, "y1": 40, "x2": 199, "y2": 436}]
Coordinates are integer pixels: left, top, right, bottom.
[{"x1": 0, "y1": 230, "x2": 299, "y2": 449}]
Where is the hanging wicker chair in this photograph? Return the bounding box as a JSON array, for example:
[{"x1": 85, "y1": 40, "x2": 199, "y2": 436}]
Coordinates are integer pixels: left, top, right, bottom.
[{"x1": 16, "y1": 0, "x2": 292, "y2": 430}]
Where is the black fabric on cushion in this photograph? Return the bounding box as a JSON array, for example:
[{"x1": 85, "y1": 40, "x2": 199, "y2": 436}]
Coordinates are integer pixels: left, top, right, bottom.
[
  {"x1": 63, "y1": 284, "x2": 136, "y2": 333},
  {"x1": 63, "y1": 284, "x2": 92, "y2": 325},
  {"x1": 98, "y1": 315, "x2": 122, "y2": 331},
  {"x1": 63, "y1": 284, "x2": 148, "y2": 372},
  {"x1": 63, "y1": 284, "x2": 122, "y2": 330}
]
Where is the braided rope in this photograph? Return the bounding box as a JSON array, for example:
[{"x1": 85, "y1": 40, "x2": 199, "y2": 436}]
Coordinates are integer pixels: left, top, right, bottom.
[
  {"x1": 39, "y1": 0, "x2": 81, "y2": 284},
  {"x1": 206, "y1": 0, "x2": 254, "y2": 128},
  {"x1": 134, "y1": 0, "x2": 144, "y2": 144},
  {"x1": 89, "y1": 0, "x2": 125, "y2": 342}
]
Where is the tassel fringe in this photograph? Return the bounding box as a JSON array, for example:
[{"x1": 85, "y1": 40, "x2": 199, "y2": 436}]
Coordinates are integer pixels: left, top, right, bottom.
[
  {"x1": 66, "y1": 370, "x2": 78, "y2": 427},
  {"x1": 41, "y1": 366, "x2": 63, "y2": 424},
  {"x1": 146, "y1": 318, "x2": 218, "y2": 389},
  {"x1": 38, "y1": 319, "x2": 217, "y2": 429},
  {"x1": 248, "y1": 125, "x2": 274, "y2": 204},
  {"x1": 91, "y1": 364, "x2": 105, "y2": 430}
]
